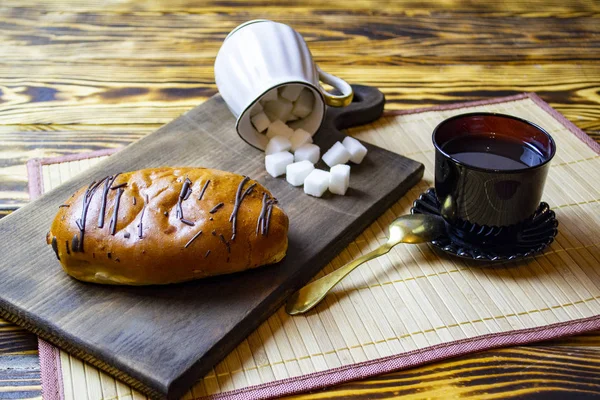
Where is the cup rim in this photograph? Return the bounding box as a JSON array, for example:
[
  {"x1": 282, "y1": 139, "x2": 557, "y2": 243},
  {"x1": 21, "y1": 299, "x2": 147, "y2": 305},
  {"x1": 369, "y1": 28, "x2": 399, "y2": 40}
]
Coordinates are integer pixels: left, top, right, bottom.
[
  {"x1": 235, "y1": 81, "x2": 326, "y2": 151},
  {"x1": 432, "y1": 112, "x2": 556, "y2": 174}
]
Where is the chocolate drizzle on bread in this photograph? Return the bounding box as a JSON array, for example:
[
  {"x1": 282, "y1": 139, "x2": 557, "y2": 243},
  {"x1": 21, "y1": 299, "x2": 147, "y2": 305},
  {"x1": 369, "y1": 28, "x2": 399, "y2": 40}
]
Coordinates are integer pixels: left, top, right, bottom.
[
  {"x1": 209, "y1": 202, "x2": 224, "y2": 214},
  {"x1": 256, "y1": 194, "x2": 277, "y2": 236},
  {"x1": 185, "y1": 230, "x2": 203, "y2": 249},
  {"x1": 138, "y1": 194, "x2": 148, "y2": 239},
  {"x1": 47, "y1": 167, "x2": 289, "y2": 285},
  {"x1": 230, "y1": 177, "x2": 250, "y2": 223},
  {"x1": 230, "y1": 177, "x2": 256, "y2": 241},
  {"x1": 264, "y1": 202, "x2": 274, "y2": 237},
  {"x1": 71, "y1": 234, "x2": 79, "y2": 253},
  {"x1": 109, "y1": 187, "x2": 125, "y2": 236},
  {"x1": 98, "y1": 173, "x2": 120, "y2": 228},
  {"x1": 198, "y1": 180, "x2": 210, "y2": 201},
  {"x1": 183, "y1": 187, "x2": 192, "y2": 201},
  {"x1": 77, "y1": 178, "x2": 104, "y2": 251},
  {"x1": 219, "y1": 233, "x2": 231, "y2": 255},
  {"x1": 256, "y1": 193, "x2": 268, "y2": 235},
  {"x1": 51, "y1": 237, "x2": 60, "y2": 260},
  {"x1": 176, "y1": 178, "x2": 192, "y2": 220}
]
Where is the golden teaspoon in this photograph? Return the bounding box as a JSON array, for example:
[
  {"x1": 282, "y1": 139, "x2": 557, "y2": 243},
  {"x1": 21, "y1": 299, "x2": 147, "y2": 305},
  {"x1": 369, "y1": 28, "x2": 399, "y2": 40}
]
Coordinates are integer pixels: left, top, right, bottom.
[{"x1": 285, "y1": 214, "x2": 446, "y2": 315}]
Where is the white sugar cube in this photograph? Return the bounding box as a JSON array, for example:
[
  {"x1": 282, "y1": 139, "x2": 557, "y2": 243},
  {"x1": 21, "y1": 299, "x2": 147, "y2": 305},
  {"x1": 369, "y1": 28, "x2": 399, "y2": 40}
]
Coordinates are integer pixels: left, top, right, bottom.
[
  {"x1": 342, "y1": 136, "x2": 368, "y2": 164},
  {"x1": 294, "y1": 143, "x2": 320, "y2": 164},
  {"x1": 251, "y1": 112, "x2": 270, "y2": 133},
  {"x1": 286, "y1": 113, "x2": 298, "y2": 122},
  {"x1": 250, "y1": 102, "x2": 263, "y2": 117},
  {"x1": 264, "y1": 98, "x2": 293, "y2": 122},
  {"x1": 290, "y1": 128, "x2": 313, "y2": 151},
  {"x1": 265, "y1": 151, "x2": 294, "y2": 178},
  {"x1": 266, "y1": 120, "x2": 293, "y2": 139},
  {"x1": 322, "y1": 141, "x2": 351, "y2": 167},
  {"x1": 265, "y1": 136, "x2": 292, "y2": 155},
  {"x1": 261, "y1": 89, "x2": 278, "y2": 102},
  {"x1": 280, "y1": 85, "x2": 304, "y2": 102},
  {"x1": 304, "y1": 169, "x2": 330, "y2": 197},
  {"x1": 292, "y1": 89, "x2": 314, "y2": 118},
  {"x1": 329, "y1": 164, "x2": 350, "y2": 195},
  {"x1": 286, "y1": 160, "x2": 315, "y2": 186}
]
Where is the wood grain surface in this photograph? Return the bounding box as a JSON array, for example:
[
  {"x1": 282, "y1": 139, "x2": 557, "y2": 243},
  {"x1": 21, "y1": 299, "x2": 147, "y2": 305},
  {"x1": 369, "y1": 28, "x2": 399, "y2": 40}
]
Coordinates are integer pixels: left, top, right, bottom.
[
  {"x1": 0, "y1": 85, "x2": 425, "y2": 400},
  {"x1": 0, "y1": 0, "x2": 598, "y2": 399}
]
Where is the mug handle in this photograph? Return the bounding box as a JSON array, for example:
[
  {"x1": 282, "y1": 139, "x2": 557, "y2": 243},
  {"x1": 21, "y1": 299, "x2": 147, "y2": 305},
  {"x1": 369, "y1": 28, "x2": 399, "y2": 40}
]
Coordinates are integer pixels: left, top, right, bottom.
[{"x1": 317, "y1": 66, "x2": 354, "y2": 107}]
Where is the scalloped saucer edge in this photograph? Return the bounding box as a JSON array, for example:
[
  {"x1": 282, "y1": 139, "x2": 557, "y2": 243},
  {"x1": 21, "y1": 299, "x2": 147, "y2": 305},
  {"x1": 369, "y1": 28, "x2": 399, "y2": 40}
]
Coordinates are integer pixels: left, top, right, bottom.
[{"x1": 411, "y1": 188, "x2": 558, "y2": 262}]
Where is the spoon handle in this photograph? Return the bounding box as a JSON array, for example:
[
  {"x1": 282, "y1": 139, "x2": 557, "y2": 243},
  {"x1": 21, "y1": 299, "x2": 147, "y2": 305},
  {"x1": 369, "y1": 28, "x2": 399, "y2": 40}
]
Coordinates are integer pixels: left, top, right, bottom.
[{"x1": 285, "y1": 243, "x2": 391, "y2": 315}]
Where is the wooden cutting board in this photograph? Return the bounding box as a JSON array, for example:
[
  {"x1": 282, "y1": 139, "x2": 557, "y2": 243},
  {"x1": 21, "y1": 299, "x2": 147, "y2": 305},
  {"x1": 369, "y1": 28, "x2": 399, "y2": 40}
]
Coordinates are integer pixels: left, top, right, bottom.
[{"x1": 0, "y1": 85, "x2": 423, "y2": 399}]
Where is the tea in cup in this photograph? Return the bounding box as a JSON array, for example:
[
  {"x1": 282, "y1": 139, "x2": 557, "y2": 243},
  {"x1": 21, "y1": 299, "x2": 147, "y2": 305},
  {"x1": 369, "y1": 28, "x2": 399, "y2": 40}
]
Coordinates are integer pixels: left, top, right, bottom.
[{"x1": 432, "y1": 113, "x2": 556, "y2": 246}]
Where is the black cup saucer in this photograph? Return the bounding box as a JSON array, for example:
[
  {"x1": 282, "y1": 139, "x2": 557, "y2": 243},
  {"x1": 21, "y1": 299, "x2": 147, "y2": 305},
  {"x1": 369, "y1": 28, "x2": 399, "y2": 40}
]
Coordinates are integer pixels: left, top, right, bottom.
[{"x1": 410, "y1": 188, "x2": 559, "y2": 262}]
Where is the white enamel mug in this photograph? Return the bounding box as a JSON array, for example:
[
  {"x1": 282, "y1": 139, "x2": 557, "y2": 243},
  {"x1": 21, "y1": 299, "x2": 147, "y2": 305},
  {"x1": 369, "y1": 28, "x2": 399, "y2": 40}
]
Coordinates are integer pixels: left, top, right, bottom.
[{"x1": 214, "y1": 20, "x2": 353, "y2": 150}]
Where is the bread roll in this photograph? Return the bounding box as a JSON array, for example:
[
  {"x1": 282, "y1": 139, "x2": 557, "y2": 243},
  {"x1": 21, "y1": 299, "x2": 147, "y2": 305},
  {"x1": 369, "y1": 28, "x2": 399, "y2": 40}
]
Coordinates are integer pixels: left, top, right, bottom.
[{"x1": 47, "y1": 167, "x2": 288, "y2": 285}]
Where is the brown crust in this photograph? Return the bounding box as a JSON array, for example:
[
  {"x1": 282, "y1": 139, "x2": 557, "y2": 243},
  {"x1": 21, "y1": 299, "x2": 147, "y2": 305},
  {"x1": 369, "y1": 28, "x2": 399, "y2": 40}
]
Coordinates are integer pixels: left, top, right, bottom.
[{"x1": 47, "y1": 167, "x2": 288, "y2": 285}]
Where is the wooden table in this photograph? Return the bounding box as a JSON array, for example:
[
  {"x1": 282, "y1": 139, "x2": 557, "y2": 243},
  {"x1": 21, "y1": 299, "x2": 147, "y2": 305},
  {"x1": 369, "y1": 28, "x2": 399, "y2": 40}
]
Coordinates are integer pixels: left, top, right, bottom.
[{"x1": 0, "y1": 1, "x2": 599, "y2": 398}]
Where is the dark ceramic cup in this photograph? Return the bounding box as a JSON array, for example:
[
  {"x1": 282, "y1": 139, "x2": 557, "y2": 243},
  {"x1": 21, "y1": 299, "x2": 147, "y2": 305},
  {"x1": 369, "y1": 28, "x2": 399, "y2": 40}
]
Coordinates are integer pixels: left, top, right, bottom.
[{"x1": 432, "y1": 113, "x2": 556, "y2": 247}]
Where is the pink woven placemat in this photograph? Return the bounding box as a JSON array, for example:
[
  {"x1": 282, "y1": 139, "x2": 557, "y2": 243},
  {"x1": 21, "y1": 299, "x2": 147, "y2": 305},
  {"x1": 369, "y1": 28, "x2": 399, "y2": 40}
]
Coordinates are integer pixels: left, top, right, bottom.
[{"x1": 29, "y1": 93, "x2": 600, "y2": 400}]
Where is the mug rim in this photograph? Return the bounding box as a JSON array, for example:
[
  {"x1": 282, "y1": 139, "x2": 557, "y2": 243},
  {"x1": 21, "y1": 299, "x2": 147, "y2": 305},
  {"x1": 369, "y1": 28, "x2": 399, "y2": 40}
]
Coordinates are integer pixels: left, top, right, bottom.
[
  {"x1": 235, "y1": 81, "x2": 327, "y2": 151},
  {"x1": 432, "y1": 112, "x2": 556, "y2": 174}
]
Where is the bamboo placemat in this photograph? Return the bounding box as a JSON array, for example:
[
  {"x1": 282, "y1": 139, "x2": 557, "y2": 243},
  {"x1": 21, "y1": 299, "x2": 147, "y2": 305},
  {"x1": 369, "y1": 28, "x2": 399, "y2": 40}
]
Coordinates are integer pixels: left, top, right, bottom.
[{"x1": 28, "y1": 93, "x2": 600, "y2": 400}]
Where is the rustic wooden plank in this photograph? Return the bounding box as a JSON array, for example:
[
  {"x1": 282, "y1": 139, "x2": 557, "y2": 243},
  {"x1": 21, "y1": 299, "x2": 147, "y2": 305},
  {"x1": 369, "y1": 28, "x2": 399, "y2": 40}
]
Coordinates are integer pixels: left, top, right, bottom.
[
  {"x1": 0, "y1": 8, "x2": 597, "y2": 63},
  {"x1": 0, "y1": 354, "x2": 42, "y2": 400},
  {"x1": 0, "y1": 332, "x2": 37, "y2": 355},
  {"x1": 3, "y1": 61, "x2": 599, "y2": 209},
  {"x1": 287, "y1": 346, "x2": 600, "y2": 399},
  {"x1": 0, "y1": 0, "x2": 598, "y2": 398},
  {"x1": 0, "y1": 129, "x2": 147, "y2": 208},
  {"x1": 0, "y1": 342, "x2": 598, "y2": 400},
  {"x1": 2, "y1": 94, "x2": 599, "y2": 399},
  {"x1": 1, "y1": 0, "x2": 598, "y2": 13},
  {"x1": 0, "y1": 86, "x2": 425, "y2": 399},
  {"x1": 0, "y1": 64, "x2": 598, "y2": 126}
]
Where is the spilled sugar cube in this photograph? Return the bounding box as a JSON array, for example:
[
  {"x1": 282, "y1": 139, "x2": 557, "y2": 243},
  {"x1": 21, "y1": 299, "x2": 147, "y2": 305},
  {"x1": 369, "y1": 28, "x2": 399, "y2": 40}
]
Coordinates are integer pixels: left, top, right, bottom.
[
  {"x1": 322, "y1": 141, "x2": 351, "y2": 167},
  {"x1": 265, "y1": 151, "x2": 294, "y2": 178},
  {"x1": 250, "y1": 102, "x2": 263, "y2": 117},
  {"x1": 342, "y1": 136, "x2": 368, "y2": 164},
  {"x1": 329, "y1": 164, "x2": 350, "y2": 195},
  {"x1": 261, "y1": 89, "x2": 278, "y2": 102},
  {"x1": 265, "y1": 136, "x2": 292, "y2": 155},
  {"x1": 304, "y1": 169, "x2": 330, "y2": 197},
  {"x1": 267, "y1": 120, "x2": 293, "y2": 139},
  {"x1": 251, "y1": 112, "x2": 270, "y2": 133},
  {"x1": 290, "y1": 128, "x2": 313, "y2": 151},
  {"x1": 286, "y1": 160, "x2": 314, "y2": 186},
  {"x1": 279, "y1": 85, "x2": 304, "y2": 102},
  {"x1": 264, "y1": 98, "x2": 293, "y2": 122},
  {"x1": 294, "y1": 143, "x2": 320, "y2": 164},
  {"x1": 292, "y1": 89, "x2": 314, "y2": 118}
]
